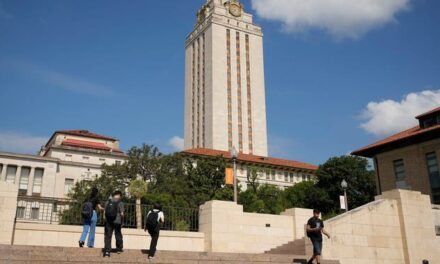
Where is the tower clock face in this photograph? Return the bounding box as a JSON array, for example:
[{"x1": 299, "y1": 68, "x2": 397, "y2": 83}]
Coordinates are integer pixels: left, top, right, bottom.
[{"x1": 229, "y1": 4, "x2": 242, "y2": 17}]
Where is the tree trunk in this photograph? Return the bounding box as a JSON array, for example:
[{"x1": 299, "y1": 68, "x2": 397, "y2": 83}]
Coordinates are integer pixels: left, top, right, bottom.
[{"x1": 136, "y1": 197, "x2": 142, "y2": 229}]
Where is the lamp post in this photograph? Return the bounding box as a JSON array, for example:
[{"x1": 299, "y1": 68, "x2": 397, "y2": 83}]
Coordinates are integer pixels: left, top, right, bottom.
[
  {"x1": 231, "y1": 146, "x2": 238, "y2": 203},
  {"x1": 341, "y1": 179, "x2": 348, "y2": 212}
]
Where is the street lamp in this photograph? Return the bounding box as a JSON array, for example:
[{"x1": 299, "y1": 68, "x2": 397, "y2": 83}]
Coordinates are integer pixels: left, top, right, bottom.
[
  {"x1": 231, "y1": 146, "x2": 238, "y2": 203},
  {"x1": 341, "y1": 179, "x2": 348, "y2": 212}
]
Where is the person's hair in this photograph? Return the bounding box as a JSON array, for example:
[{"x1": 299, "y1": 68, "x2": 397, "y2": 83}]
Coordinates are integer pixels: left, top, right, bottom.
[
  {"x1": 90, "y1": 187, "x2": 99, "y2": 199},
  {"x1": 313, "y1": 209, "x2": 321, "y2": 214},
  {"x1": 113, "y1": 190, "x2": 122, "y2": 196},
  {"x1": 153, "y1": 204, "x2": 162, "y2": 211}
]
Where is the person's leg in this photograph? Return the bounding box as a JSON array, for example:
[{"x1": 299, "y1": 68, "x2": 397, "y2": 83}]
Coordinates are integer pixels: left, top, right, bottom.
[
  {"x1": 314, "y1": 241, "x2": 322, "y2": 264},
  {"x1": 79, "y1": 220, "x2": 90, "y2": 246},
  {"x1": 115, "y1": 224, "x2": 123, "y2": 251},
  {"x1": 307, "y1": 239, "x2": 316, "y2": 264},
  {"x1": 87, "y1": 211, "x2": 97, "y2": 248},
  {"x1": 104, "y1": 222, "x2": 114, "y2": 253},
  {"x1": 148, "y1": 231, "x2": 160, "y2": 257}
]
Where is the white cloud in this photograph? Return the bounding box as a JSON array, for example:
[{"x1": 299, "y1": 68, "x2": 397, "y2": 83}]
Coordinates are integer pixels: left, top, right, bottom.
[
  {"x1": 6, "y1": 60, "x2": 114, "y2": 97},
  {"x1": 251, "y1": 0, "x2": 410, "y2": 39},
  {"x1": 360, "y1": 90, "x2": 440, "y2": 136},
  {"x1": 0, "y1": 131, "x2": 48, "y2": 154},
  {"x1": 168, "y1": 136, "x2": 184, "y2": 152}
]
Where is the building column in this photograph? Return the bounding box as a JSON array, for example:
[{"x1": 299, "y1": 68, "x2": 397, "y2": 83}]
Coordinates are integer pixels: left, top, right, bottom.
[
  {"x1": 14, "y1": 166, "x2": 22, "y2": 186},
  {"x1": 1, "y1": 164, "x2": 7, "y2": 181},
  {"x1": 27, "y1": 167, "x2": 35, "y2": 196}
]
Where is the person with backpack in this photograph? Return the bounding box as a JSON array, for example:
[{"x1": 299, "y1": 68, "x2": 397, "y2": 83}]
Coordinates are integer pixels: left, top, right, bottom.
[
  {"x1": 79, "y1": 187, "x2": 103, "y2": 248},
  {"x1": 306, "y1": 209, "x2": 331, "y2": 264},
  {"x1": 103, "y1": 190, "x2": 125, "y2": 258},
  {"x1": 144, "y1": 204, "x2": 164, "y2": 260}
]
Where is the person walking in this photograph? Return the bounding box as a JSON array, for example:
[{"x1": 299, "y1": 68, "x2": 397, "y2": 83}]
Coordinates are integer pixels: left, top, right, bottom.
[
  {"x1": 144, "y1": 204, "x2": 164, "y2": 260},
  {"x1": 306, "y1": 209, "x2": 330, "y2": 264},
  {"x1": 79, "y1": 187, "x2": 103, "y2": 248},
  {"x1": 103, "y1": 190, "x2": 125, "y2": 258}
]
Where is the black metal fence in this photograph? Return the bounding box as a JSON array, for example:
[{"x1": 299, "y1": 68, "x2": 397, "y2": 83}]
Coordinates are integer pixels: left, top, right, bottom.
[{"x1": 15, "y1": 196, "x2": 199, "y2": 232}]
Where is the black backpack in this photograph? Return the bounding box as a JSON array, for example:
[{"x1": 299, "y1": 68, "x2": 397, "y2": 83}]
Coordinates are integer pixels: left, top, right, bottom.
[
  {"x1": 145, "y1": 210, "x2": 160, "y2": 232},
  {"x1": 105, "y1": 200, "x2": 120, "y2": 223},
  {"x1": 81, "y1": 201, "x2": 94, "y2": 220}
]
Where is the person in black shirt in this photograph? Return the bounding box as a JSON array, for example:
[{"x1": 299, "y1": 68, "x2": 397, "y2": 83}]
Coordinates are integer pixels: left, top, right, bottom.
[
  {"x1": 79, "y1": 187, "x2": 104, "y2": 248},
  {"x1": 306, "y1": 209, "x2": 330, "y2": 264}
]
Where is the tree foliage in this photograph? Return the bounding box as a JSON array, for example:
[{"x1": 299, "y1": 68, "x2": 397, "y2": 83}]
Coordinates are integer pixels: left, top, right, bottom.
[{"x1": 68, "y1": 147, "x2": 376, "y2": 220}]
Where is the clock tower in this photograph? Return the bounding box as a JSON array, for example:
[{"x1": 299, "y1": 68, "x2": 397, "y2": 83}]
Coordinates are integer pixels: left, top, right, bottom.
[{"x1": 184, "y1": 0, "x2": 268, "y2": 156}]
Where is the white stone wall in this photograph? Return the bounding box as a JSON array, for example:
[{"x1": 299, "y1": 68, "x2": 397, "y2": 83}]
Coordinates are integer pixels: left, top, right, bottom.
[
  {"x1": 199, "y1": 200, "x2": 295, "y2": 253},
  {"x1": 13, "y1": 223, "x2": 205, "y2": 252},
  {"x1": 0, "y1": 153, "x2": 58, "y2": 197},
  {"x1": 322, "y1": 189, "x2": 440, "y2": 264},
  {"x1": 0, "y1": 182, "x2": 18, "y2": 245},
  {"x1": 48, "y1": 149, "x2": 123, "y2": 166}
]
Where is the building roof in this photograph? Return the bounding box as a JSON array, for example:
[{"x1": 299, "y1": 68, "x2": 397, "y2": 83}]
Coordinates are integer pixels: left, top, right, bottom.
[
  {"x1": 61, "y1": 139, "x2": 124, "y2": 154},
  {"x1": 181, "y1": 148, "x2": 318, "y2": 171},
  {"x1": 416, "y1": 107, "x2": 440, "y2": 119},
  {"x1": 351, "y1": 123, "x2": 440, "y2": 158},
  {"x1": 55, "y1": 130, "x2": 117, "y2": 141}
]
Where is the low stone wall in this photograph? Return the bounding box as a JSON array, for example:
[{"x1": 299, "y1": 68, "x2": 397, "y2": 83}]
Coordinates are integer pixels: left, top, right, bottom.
[
  {"x1": 433, "y1": 206, "x2": 440, "y2": 228},
  {"x1": 13, "y1": 223, "x2": 205, "y2": 252},
  {"x1": 320, "y1": 189, "x2": 440, "y2": 264},
  {"x1": 199, "y1": 200, "x2": 297, "y2": 253}
]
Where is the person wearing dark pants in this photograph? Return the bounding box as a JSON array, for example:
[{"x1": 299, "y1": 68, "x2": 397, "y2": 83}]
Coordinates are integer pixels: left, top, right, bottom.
[
  {"x1": 144, "y1": 204, "x2": 164, "y2": 260},
  {"x1": 306, "y1": 209, "x2": 330, "y2": 264},
  {"x1": 103, "y1": 191, "x2": 124, "y2": 258}
]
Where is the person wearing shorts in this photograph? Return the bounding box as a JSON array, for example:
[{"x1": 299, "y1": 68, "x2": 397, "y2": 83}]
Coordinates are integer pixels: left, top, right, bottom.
[{"x1": 306, "y1": 209, "x2": 330, "y2": 264}]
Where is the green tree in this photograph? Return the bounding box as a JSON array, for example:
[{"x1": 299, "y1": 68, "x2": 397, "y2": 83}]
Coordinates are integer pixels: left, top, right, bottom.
[
  {"x1": 315, "y1": 155, "x2": 376, "y2": 214},
  {"x1": 283, "y1": 181, "x2": 332, "y2": 211},
  {"x1": 128, "y1": 179, "x2": 148, "y2": 229},
  {"x1": 246, "y1": 166, "x2": 261, "y2": 193}
]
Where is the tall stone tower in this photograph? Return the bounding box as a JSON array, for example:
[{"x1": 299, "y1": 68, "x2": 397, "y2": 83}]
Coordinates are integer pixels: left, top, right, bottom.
[{"x1": 184, "y1": 0, "x2": 268, "y2": 156}]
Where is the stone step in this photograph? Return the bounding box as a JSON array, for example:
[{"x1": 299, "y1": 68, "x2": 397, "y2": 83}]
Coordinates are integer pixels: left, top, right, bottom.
[
  {"x1": 0, "y1": 245, "x2": 340, "y2": 264},
  {"x1": 265, "y1": 238, "x2": 307, "y2": 255}
]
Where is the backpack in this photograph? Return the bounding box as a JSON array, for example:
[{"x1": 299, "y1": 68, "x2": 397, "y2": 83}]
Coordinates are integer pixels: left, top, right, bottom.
[
  {"x1": 81, "y1": 201, "x2": 94, "y2": 220},
  {"x1": 105, "y1": 200, "x2": 120, "y2": 223},
  {"x1": 145, "y1": 210, "x2": 160, "y2": 233}
]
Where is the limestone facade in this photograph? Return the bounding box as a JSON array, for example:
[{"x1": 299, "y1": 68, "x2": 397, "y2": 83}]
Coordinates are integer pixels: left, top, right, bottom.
[
  {"x1": 184, "y1": 0, "x2": 268, "y2": 156},
  {"x1": 0, "y1": 130, "x2": 126, "y2": 198}
]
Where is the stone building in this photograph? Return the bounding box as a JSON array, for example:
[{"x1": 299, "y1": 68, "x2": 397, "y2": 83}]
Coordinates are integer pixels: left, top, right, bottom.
[
  {"x1": 181, "y1": 148, "x2": 317, "y2": 190},
  {"x1": 352, "y1": 107, "x2": 440, "y2": 204},
  {"x1": 184, "y1": 0, "x2": 268, "y2": 156},
  {"x1": 0, "y1": 130, "x2": 126, "y2": 199}
]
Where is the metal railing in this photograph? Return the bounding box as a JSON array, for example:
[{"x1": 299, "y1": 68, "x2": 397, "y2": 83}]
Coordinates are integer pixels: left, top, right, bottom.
[{"x1": 15, "y1": 196, "x2": 199, "y2": 232}]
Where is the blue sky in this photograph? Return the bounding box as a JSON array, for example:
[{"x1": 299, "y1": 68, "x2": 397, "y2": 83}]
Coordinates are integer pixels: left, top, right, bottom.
[{"x1": 0, "y1": 0, "x2": 439, "y2": 165}]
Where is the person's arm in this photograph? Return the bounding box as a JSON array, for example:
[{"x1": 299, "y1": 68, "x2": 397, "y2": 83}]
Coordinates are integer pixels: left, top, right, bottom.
[
  {"x1": 97, "y1": 202, "x2": 104, "y2": 211},
  {"x1": 322, "y1": 228, "x2": 331, "y2": 239},
  {"x1": 119, "y1": 203, "x2": 125, "y2": 218},
  {"x1": 306, "y1": 224, "x2": 320, "y2": 232},
  {"x1": 159, "y1": 212, "x2": 164, "y2": 224}
]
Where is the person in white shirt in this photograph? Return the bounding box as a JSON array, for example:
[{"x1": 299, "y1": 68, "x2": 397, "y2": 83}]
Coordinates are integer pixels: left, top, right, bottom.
[{"x1": 144, "y1": 204, "x2": 164, "y2": 259}]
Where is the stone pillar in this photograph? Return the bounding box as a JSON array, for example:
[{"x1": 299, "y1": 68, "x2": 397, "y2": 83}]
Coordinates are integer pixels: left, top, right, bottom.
[
  {"x1": 281, "y1": 208, "x2": 313, "y2": 240},
  {"x1": 0, "y1": 181, "x2": 19, "y2": 245},
  {"x1": 1, "y1": 164, "x2": 7, "y2": 181},
  {"x1": 14, "y1": 166, "x2": 22, "y2": 186},
  {"x1": 27, "y1": 167, "x2": 35, "y2": 196},
  {"x1": 199, "y1": 200, "x2": 244, "y2": 252}
]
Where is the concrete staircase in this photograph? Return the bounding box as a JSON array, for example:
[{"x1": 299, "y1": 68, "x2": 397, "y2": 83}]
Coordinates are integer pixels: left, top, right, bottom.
[
  {"x1": 0, "y1": 245, "x2": 340, "y2": 264},
  {"x1": 265, "y1": 238, "x2": 306, "y2": 255}
]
